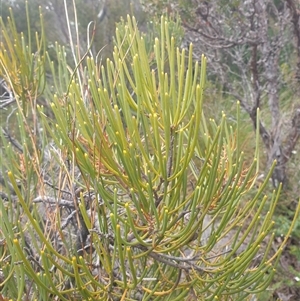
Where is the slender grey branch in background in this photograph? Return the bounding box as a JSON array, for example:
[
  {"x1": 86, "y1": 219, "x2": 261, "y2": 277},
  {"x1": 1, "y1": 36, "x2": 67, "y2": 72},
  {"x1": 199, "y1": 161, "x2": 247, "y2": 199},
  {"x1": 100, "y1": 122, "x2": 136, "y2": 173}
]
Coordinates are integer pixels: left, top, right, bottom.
[
  {"x1": 1, "y1": 128, "x2": 23, "y2": 153},
  {"x1": 0, "y1": 78, "x2": 15, "y2": 109}
]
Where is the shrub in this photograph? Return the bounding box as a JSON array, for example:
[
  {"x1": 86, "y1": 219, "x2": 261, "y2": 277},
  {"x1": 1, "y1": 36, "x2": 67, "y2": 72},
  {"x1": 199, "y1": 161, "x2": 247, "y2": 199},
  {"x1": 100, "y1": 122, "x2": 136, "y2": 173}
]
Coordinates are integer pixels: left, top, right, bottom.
[{"x1": 0, "y1": 5, "x2": 299, "y2": 301}]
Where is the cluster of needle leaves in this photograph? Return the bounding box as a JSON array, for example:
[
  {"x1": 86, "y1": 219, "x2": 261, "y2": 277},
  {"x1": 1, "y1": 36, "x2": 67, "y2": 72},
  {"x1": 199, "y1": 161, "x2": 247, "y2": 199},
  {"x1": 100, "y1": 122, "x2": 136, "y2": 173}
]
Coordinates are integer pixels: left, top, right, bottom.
[{"x1": 0, "y1": 3, "x2": 299, "y2": 301}]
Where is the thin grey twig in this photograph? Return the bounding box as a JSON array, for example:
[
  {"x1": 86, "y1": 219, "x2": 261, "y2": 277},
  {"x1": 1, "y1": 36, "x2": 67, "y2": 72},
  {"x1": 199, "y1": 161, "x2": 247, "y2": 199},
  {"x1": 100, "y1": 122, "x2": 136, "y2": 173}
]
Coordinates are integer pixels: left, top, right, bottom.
[
  {"x1": 43, "y1": 180, "x2": 73, "y2": 196},
  {"x1": 1, "y1": 128, "x2": 23, "y2": 153},
  {"x1": 33, "y1": 196, "x2": 75, "y2": 208},
  {"x1": 61, "y1": 210, "x2": 77, "y2": 230}
]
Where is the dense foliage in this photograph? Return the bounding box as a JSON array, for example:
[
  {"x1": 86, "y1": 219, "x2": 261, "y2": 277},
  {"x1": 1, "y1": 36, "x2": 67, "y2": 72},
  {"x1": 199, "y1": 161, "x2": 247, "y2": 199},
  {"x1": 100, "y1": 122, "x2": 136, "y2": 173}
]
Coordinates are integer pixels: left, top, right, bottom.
[{"x1": 0, "y1": 2, "x2": 299, "y2": 301}]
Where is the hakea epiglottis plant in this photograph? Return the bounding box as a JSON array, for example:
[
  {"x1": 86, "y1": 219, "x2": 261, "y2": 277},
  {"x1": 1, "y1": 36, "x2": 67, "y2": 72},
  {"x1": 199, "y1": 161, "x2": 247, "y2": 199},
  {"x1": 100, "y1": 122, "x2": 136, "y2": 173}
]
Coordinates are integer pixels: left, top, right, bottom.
[{"x1": 0, "y1": 4, "x2": 299, "y2": 300}]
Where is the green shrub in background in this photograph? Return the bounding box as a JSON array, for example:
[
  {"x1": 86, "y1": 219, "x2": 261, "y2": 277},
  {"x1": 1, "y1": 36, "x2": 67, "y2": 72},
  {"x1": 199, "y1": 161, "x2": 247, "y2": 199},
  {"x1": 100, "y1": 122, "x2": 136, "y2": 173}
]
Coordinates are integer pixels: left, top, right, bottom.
[{"x1": 0, "y1": 4, "x2": 299, "y2": 301}]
